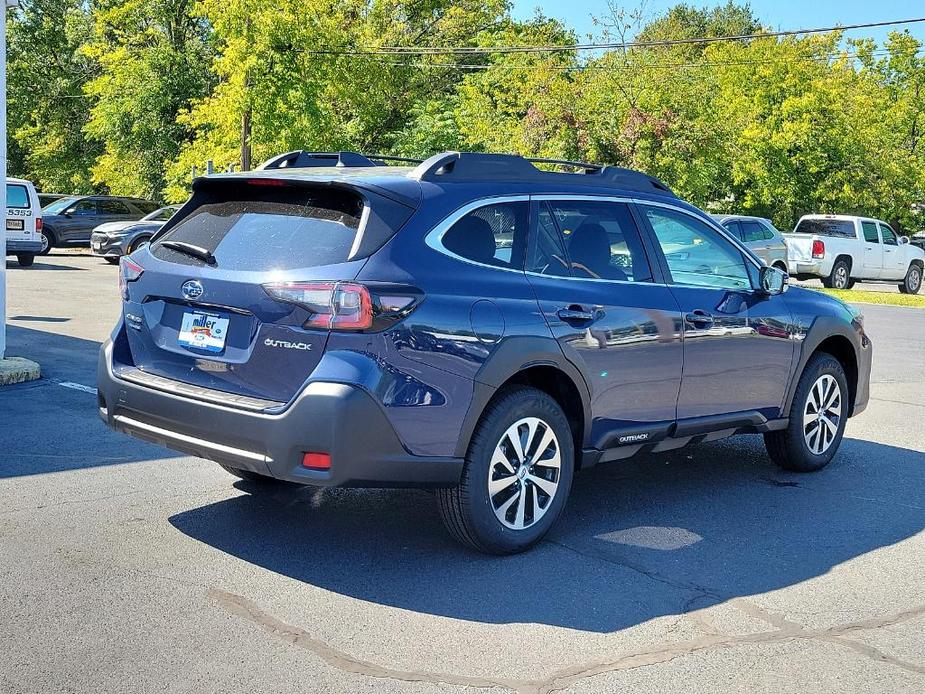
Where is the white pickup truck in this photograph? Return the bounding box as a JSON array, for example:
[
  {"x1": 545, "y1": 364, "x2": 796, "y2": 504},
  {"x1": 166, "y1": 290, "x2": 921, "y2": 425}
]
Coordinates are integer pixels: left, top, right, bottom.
[{"x1": 786, "y1": 214, "x2": 924, "y2": 294}]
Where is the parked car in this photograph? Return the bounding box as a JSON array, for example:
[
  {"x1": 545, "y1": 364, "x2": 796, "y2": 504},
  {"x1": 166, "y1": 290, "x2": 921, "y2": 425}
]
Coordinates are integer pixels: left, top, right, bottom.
[
  {"x1": 911, "y1": 232, "x2": 925, "y2": 252},
  {"x1": 711, "y1": 214, "x2": 789, "y2": 272},
  {"x1": 91, "y1": 205, "x2": 180, "y2": 264},
  {"x1": 4, "y1": 177, "x2": 43, "y2": 267},
  {"x1": 786, "y1": 214, "x2": 924, "y2": 293},
  {"x1": 39, "y1": 195, "x2": 159, "y2": 254},
  {"x1": 98, "y1": 151, "x2": 872, "y2": 554},
  {"x1": 38, "y1": 193, "x2": 67, "y2": 208}
]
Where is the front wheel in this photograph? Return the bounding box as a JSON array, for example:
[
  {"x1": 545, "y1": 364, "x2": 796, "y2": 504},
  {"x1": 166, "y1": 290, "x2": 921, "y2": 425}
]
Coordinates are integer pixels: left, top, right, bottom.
[
  {"x1": 437, "y1": 386, "x2": 574, "y2": 554},
  {"x1": 16, "y1": 253, "x2": 35, "y2": 267},
  {"x1": 899, "y1": 264, "x2": 922, "y2": 295},
  {"x1": 764, "y1": 353, "x2": 849, "y2": 472}
]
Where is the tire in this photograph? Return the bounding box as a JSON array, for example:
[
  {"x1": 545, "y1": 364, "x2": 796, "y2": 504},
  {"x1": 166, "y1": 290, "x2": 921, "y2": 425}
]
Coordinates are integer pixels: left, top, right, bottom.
[
  {"x1": 16, "y1": 253, "x2": 35, "y2": 267},
  {"x1": 104, "y1": 257, "x2": 120, "y2": 265},
  {"x1": 437, "y1": 386, "x2": 574, "y2": 554},
  {"x1": 38, "y1": 230, "x2": 55, "y2": 255},
  {"x1": 826, "y1": 259, "x2": 852, "y2": 290},
  {"x1": 764, "y1": 353, "x2": 849, "y2": 472},
  {"x1": 128, "y1": 236, "x2": 151, "y2": 254},
  {"x1": 772, "y1": 261, "x2": 788, "y2": 274},
  {"x1": 899, "y1": 264, "x2": 922, "y2": 295},
  {"x1": 217, "y1": 462, "x2": 276, "y2": 483}
]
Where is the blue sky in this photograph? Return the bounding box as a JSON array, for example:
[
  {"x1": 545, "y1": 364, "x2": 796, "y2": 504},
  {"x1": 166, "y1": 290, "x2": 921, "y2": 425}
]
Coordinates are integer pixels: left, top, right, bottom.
[{"x1": 511, "y1": 1, "x2": 925, "y2": 47}]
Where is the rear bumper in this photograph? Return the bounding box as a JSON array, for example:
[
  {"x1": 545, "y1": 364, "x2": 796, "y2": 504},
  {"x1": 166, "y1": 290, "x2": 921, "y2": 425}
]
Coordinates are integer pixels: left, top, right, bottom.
[
  {"x1": 791, "y1": 259, "x2": 833, "y2": 279},
  {"x1": 97, "y1": 340, "x2": 464, "y2": 487},
  {"x1": 6, "y1": 240, "x2": 42, "y2": 253}
]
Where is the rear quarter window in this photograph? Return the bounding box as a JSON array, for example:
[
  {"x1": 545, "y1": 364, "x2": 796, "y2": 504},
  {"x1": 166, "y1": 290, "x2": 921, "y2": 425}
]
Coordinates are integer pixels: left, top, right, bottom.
[
  {"x1": 152, "y1": 186, "x2": 365, "y2": 271},
  {"x1": 794, "y1": 219, "x2": 856, "y2": 238}
]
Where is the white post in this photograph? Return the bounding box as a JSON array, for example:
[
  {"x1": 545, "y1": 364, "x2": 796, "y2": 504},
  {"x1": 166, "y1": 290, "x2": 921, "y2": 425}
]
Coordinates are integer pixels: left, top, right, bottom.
[{"x1": 0, "y1": 2, "x2": 11, "y2": 359}]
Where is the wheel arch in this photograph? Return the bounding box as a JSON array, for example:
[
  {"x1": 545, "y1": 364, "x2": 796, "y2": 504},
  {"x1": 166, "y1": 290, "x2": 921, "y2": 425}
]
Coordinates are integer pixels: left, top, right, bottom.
[
  {"x1": 784, "y1": 322, "x2": 860, "y2": 418},
  {"x1": 454, "y1": 337, "x2": 591, "y2": 466}
]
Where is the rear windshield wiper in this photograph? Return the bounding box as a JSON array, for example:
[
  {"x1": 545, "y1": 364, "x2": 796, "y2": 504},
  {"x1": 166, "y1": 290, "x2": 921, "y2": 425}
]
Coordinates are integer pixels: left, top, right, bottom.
[{"x1": 160, "y1": 240, "x2": 217, "y2": 266}]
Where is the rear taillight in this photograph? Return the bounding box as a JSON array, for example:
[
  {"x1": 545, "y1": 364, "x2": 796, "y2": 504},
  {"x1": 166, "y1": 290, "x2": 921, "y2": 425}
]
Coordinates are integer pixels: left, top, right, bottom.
[
  {"x1": 263, "y1": 281, "x2": 419, "y2": 331},
  {"x1": 812, "y1": 240, "x2": 825, "y2": 259},
  {"x1": 264, "y1": 281, "x2": 373, "y2": 330},
  {"x1": 35, "y1": 217, "x2": 43, "y2": 232},
  {"x1": 119, "y1": 257, "x2": 144, "y2": 301}
]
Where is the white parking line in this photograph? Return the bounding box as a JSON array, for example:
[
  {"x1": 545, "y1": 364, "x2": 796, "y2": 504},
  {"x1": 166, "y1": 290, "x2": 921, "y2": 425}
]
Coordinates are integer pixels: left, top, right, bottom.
[{"x1": 58, "y1": 381, "x2": 98, "y2": 395}]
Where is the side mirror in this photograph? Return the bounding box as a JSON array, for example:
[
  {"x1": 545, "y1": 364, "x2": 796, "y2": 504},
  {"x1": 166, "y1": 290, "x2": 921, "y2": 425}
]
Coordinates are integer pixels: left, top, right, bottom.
[
  {"x1": 759, "y1": 265, "x2": 788, "y2": 295},
  {"x1": 63, "y1": 207, "x2": 75, "y2": 218},
  {"x1": 899, "y1": 236, "x2": 909, "y2": 245}
]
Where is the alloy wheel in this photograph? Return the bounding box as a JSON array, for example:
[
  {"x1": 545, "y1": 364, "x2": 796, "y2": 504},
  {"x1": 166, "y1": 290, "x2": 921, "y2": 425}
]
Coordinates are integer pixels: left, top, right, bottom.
[
  {"x1": 910, "y1": 267, "x2": 922, "y2": 292},
  {"x1": 834, "y1": 266, "x2": 849, "y2": 289},
  {"x1": 488, "y1": 417, "x2": 561, "y2": 530},
  {"x1": 803, "y1": 374, "x2": 842, "y2": 455}
]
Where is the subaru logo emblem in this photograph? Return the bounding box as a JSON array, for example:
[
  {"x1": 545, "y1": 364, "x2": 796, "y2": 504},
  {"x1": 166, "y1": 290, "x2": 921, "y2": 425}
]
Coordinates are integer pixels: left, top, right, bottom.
[{"x1": 181, "y1": 280, "x2": 204, "y2": 301}]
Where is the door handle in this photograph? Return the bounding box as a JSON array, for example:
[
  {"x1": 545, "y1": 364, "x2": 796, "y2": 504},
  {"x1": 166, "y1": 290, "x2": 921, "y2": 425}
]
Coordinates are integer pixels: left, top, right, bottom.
[
  {"x1": 685, "y1": 310, "x2": 714, "y2": 326},
  {"x1": 557, "y1": 306, "x2": 597, "y2": 323}
]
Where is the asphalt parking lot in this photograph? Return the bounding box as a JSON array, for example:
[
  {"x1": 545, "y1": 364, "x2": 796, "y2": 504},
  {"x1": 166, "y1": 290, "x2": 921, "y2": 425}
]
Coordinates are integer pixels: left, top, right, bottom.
[{"x1": 2, "y1": 252, "x2": 924, "y2": 693}]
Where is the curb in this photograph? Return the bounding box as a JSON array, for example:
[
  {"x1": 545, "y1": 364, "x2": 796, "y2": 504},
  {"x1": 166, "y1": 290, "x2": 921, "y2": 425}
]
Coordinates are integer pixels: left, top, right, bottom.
[{"x1": 0, "y1": 357, "x2": 41, "y2": 386}]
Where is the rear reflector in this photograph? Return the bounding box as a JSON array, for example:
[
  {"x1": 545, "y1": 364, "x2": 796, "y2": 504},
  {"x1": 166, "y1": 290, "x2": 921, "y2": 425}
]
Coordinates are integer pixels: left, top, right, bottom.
[
  {"x1": 302, "y1": 452, "x2": 331, "y2": 470},
  {"x1": 812, "y1": 240, "x2": 825, "y2": 258}
]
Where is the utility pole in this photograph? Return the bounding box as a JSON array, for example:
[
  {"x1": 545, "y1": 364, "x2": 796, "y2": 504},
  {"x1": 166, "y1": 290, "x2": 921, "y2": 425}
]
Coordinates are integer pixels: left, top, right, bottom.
[{"x1": 240, "y1": 16, "x2": 252, "y2": 172}]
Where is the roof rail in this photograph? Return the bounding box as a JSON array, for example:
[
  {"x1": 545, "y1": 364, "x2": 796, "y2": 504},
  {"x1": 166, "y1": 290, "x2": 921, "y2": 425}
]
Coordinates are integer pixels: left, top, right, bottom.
[
  {"x1": 366, "y1": 154, "x2": 425, "y2": 165},
  {"x1": 256, "y1": 151, "x2": 382, "y2": 170},
  {"x1": 409, "y1": 152, "x2": 675, "y2": 196}
]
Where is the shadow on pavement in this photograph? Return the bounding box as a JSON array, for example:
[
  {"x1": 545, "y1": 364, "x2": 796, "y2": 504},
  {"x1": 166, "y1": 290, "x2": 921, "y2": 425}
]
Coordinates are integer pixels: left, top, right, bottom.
[
  {"x1": 169, "y1": 434, "x2": 925, "y2": 633},
  {"x1": 0, "y1": 325, "x2": 176, "y2": 478},
  {"x1": 5, "y1": 259, "x2": 87, "y2": 271}
]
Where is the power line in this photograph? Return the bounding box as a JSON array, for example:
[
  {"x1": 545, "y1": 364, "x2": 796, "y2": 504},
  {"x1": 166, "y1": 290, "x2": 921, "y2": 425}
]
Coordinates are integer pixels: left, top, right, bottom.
[
  {"x1": 366, "y1": 47, "x2": 920, "y2": 73},
  {"x1": 302, "y1": 17, "x2": 925, "y2": 56}
]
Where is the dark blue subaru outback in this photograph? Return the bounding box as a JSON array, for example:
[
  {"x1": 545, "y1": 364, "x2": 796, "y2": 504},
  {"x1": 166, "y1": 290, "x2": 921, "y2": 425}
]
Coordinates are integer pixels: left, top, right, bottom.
[{"x1": 98, "y1": 151, "x2": 871, "y2": 554}]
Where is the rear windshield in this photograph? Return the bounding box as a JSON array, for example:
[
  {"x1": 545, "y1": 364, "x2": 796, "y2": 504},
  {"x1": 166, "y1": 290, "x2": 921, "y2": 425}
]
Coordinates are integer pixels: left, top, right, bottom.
[
  {"x1": 152, "y1": 187, "x2": 364, "y2": 270},
  {"x1": 794, "y1": 219, "x2": 856, "y2": 238}
]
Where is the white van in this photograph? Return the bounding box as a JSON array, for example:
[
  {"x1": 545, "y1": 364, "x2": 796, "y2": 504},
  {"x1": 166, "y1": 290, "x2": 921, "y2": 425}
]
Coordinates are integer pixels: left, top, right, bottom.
[{"x1": 5, "y1": 178, "x2": 43, "y2": 267}]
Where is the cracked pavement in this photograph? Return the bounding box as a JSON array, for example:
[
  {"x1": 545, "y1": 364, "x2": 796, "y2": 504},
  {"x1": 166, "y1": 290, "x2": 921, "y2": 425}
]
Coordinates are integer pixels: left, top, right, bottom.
[{"x1": 1, "y1": 254, "x2": 923, "y2": 693}]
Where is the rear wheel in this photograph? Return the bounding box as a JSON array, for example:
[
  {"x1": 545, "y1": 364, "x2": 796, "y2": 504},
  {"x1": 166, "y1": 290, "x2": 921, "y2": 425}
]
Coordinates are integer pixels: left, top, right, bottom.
[
  {"x1": 437, "y1": 386, "x2": 574, "y2": 554},
  {"x1": 16, "y1": 253, "x2": 35, "y2": 267},
  {"x1": 765, "y1": 353, "x2": 849, "y2": 472},
  {"x1": 824, "y1": 259, "x2": 852, "y2": 290},
  {"x1": 899, "y1": 264, "x2": 922, "y2": 295}
]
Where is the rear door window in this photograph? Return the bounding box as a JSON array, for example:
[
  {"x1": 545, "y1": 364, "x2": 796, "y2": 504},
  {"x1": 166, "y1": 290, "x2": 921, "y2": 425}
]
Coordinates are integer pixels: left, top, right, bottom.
[
  {"x1": 6, "y1": 184, "x2": 30, "y2": 209},
  {"x1": 152, "y1": 186, "x2": 366, "y2": 270},
  {"x1": 99, "y1": 199, "x2": 132, "y2": 215},
  {"x1": 722, "y1": 221, "x2": 744, "y2": 242},
  {"x1": 862, "y1": 222, "x2": 880, "y2": 243}
]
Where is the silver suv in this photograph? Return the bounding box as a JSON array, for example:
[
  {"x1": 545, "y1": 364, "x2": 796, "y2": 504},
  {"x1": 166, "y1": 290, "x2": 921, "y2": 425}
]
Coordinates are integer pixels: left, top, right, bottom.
[{"x1": 712, "y1": 214, "x2": 789, "y2": 273}]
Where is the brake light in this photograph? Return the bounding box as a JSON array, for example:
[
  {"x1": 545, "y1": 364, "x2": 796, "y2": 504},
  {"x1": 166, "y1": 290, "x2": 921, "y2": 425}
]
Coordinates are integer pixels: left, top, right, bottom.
[
  {"x1": 119, "y1": 257, "x2": 144, "y2": 301},
  {"x1": 35, "y1": 217, "x2": 43, "y2": 232},
  {"x1": 812, "y1": 240, "x2": 825, "y2": 259},
  {"x1": 247, "y1": 178, "x2": 287, "y2": 187},
  {"x1": 264, "y1": 281, "x2": 373, "y2": 330}
]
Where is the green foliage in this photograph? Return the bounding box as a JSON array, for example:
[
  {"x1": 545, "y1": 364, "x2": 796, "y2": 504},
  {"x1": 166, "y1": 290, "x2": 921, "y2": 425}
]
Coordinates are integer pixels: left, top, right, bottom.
[
  {"x1": 83, "y1": 0, "x2": 214, "y2": 199},
  {"x1": 5, "y1": 1, "x2": 925, "y2": 231},
  {"x1": 7, "y1": 0, "x2": 100, "y2": 193}
]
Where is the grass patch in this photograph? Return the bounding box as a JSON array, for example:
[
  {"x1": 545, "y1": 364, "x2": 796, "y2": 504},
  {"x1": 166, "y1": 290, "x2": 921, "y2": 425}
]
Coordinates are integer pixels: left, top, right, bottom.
[{"x1": 812, "y1": 287, "x2": 925, "y2": 308}]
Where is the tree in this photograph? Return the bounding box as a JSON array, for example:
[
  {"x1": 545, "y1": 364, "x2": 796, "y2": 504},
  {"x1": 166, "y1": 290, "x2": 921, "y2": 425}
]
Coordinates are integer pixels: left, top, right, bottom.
[
  {"x1": 83, "y1": 0, "x2": 214, "y2": 199},
  {"x1": 7, "y1": 0, "x2": 100, "y2": 193}
]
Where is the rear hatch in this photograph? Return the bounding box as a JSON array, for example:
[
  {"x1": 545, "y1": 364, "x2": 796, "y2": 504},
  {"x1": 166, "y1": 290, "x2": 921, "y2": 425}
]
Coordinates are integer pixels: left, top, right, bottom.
[{"x1": 115, "y1": 176, "x2": 415, "y2": 404}]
